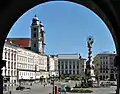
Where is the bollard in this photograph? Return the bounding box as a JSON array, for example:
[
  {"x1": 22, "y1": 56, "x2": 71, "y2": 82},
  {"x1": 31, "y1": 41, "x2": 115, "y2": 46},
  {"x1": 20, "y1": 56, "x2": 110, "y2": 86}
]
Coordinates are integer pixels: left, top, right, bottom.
[{"x1": 55, "y1": 85, "x2": 58, "y2": 94}]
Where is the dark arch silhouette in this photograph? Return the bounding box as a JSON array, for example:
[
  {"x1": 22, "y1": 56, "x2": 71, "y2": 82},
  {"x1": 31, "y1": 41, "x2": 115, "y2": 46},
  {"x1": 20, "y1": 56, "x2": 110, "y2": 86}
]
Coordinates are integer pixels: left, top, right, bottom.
[{"x1": 0, "y1": 0, "x2": 120, "y2": 94}]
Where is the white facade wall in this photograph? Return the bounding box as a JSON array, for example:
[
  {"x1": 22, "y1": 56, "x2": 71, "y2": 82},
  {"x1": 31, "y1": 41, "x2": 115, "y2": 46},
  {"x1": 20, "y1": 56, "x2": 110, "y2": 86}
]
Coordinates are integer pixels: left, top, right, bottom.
[
  {"x1": 49, "y1": 57, "x2": 55, "y2": 71},
  {"x1": 17, "y1": 47, "x2": 35, "y2": 80},
  {"x1": 39, "y1": 55, "x2": 48, "y2": 78},
  {"x1": 2, "y1": 42, "x2": 18, "y2": 85},
  {"x1": 47, "y1": 55, "x2": 59, "y2": 77},
  {"x1": 58, "y1": 54, "x2": 85, "y2": 77},
  {"x1": 17, "y1": 47, "x2": 48, "y2": 80},
  {"x1": 54, "y1": 56, "x2": 59, "y2": 76},
  {"x1": 48, "y1": 56, "x2": 55, "y2": 76}
]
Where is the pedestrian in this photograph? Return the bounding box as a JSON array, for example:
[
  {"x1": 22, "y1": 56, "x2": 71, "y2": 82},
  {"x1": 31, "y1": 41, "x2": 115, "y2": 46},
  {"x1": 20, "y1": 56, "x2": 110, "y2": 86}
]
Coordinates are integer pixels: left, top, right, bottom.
[
  {"x1": 44, "y1": 83, "x2": 46, "y2": 87},
  {"x1": 30, "y1": 83, "x2": 32, "y2": 86},
  {"x1": 9, "y1": 91, "x2": 11, "y2": 94}
]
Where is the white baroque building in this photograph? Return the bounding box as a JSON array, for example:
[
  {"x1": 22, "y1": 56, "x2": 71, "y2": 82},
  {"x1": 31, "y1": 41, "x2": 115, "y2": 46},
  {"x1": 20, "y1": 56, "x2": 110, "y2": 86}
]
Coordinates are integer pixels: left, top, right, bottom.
[
  {"x1": 17, "y1": 46, "x2": 48, "y2": 82},
  {"x1": 47, "y1": 55, "x2": 59, "y2": 77},
  {"x1": 2, "y1": 40, "x2": 48, "y2": 85},
  {"x1": 2, "y1": 41, "x2": 18, "y2": 86}
]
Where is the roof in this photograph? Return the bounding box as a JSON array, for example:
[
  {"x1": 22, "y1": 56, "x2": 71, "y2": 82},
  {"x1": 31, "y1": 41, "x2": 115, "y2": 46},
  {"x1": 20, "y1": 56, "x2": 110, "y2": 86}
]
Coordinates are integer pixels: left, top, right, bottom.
[
  {"x1": 58, "y1": 54, "x2": 80, "y2": 59},
  {"x1": 6, "y1": 38, "x2": 31, "y2": 47}
]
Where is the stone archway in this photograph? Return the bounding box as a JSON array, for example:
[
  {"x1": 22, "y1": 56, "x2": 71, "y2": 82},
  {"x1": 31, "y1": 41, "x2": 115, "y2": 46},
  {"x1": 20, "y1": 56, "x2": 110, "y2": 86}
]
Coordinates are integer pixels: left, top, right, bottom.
[{"x1": 0, "y1": 0, "x2": 120, "y2": 94}]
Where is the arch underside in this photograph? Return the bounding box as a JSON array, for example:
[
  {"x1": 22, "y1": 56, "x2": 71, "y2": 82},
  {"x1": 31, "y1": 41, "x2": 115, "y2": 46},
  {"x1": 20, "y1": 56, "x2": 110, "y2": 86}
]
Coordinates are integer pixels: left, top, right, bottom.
[
  {"x1": 0, "y1": 0, "x2": 119, "y2": 55},
  {"x1": 0, "y1": 0, "x2": 120, "y2": 94}
]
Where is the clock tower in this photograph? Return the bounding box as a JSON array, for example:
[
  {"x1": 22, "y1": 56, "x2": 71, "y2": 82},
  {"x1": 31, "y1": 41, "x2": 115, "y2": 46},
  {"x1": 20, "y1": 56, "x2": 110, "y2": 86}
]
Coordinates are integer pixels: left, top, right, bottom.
[{"x1": 31, "y1": 15, "x2": 45, "y2": 54}]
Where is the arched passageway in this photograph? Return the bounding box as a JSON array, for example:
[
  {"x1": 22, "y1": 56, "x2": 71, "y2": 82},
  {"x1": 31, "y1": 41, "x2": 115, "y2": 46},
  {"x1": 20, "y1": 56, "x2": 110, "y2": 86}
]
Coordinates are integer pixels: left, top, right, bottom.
[{"x1": 0, "y1": 0, "x2": 120, "y2": 94}]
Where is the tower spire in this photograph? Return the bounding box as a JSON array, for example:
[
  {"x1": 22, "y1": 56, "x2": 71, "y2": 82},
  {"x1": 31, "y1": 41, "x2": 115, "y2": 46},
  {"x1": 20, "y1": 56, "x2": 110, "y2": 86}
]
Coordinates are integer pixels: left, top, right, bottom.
[
  {"x1": 31, "y1": 15, "x2": 45, "y2": 54},
  {"x1": 34, "y1": 14, "x2": 37, "y2": 17}
]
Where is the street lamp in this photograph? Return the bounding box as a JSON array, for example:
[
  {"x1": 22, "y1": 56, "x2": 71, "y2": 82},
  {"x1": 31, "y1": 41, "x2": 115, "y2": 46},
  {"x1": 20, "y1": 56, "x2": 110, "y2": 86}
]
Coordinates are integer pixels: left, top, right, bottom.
[
  {"x1": 35, "y1": 64, "x2": 37, "y2": 83},
  {"x1": 52, "y1": 75, "x2": 55, "y2": 94},
  {"x1": 58, "y1": 62, "x2": 60, "y2": 82}
]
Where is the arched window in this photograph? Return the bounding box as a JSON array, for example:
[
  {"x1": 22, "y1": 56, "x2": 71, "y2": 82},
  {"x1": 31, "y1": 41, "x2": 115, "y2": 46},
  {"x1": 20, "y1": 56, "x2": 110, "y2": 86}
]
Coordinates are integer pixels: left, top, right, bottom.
[
  {"x1": 100, "y1": 75, "x2": 102, "y2": 80},
  {"x1": 33, "y1": 32, "x2": 36, "y2": 38},
  {"x1": 33, "y1": 27, "x2": 37, "y2": 31},
  {"x1": 34, "y1": 44, "x2": 36, "y2": 47}
]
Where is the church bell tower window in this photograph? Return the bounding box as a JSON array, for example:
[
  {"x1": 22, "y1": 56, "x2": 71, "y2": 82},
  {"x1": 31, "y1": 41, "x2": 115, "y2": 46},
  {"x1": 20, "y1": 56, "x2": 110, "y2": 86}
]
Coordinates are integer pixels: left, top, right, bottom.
[
  {"x1": 34, "y1": 44, "x2": 36, "y2": 47},
  {"x1": 34, "y1": 32, "x2": 36, "y2": 38},
  {"x1": 34, "y1": 27, "x2": 37, "y2": 31}
]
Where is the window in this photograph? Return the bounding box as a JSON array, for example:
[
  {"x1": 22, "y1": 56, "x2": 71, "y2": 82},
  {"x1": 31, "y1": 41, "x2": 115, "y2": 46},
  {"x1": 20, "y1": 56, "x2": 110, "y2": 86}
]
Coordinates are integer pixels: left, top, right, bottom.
[
  {"x1": 5, "y1": 52, "x2": 7, "y2": 59},
  {"x1": 34, "y1": 32, "x2": 36, "y2": 38},
  {"x1": 14, "y1": 71, "x2": 16, "y2": 76},
  {"x1": 106, "y1": 75, "x2": 108, "y2": 79},
  {"x1": 34, "y1": 44, "x2": 36, "y2": 47},
  {"x1": 100, "y1": 75, "x2": 102, "y2": 80},
  {"x1": 11, "y1": 53, "x2": 13, "y2": 60},
  {"x1": 106, "y1": 61, "x2": 108, "y2": 64},
  {"x1": 62, "y1": 65, "x2": 64, "y2": 69},
  {"x1": 65, "y1": 65, "x2": 67, "y2": 69},
  {"x1": 69, "y1": 70, "x2": 71, "y2": 74},
  {"x1": 106, "y1": 65, "x2": 108, "y2": 69},
  {"x1": 69, "y1": 65, "x2": 71, "y2": 68},
  {"x1": 77, "y1": 70, "x2": 79, "y2": 74},
  {"x1": 73, "y1": 65, "x2": 75, "y2": 69},
  {"x1": 14, "y1": 63, "x2": 16, "y2": 69},
  {"x1": 62, "y1": 71, "x2": 64, "y2": 74},
  {"x1": 8, "y1": 70, "x2": 10, "y2": 76},
  {"x1": 33, "y1": 27, "x2": 37, "y2": 31},
  {"x1": 106, "y1": 70, "x2": 108, "y2": 73},
  {"x1": 8, "y1": 52, "x2": 10, "y2": 60},
  {"x1": 11, "y1": 70, "x2": 13, "y2": 76},
  {"x1": 11, "y1": 62, "x2": 13, "y2": 69},
  {"x1": 14, "y1": 54, "x2": 16, "y2": 61},
  {"x1": 8, "y1": 61, "x2": 10, "y2": 68}
]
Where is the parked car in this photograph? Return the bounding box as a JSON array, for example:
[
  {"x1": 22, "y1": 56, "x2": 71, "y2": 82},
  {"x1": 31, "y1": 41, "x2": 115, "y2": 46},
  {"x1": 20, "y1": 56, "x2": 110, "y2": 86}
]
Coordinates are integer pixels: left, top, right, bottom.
[
  {"x1": 16, "y1": 86, "x2": 25, "y2": 90},
  {"x1": 65, "y1": 86, "x2": 71, "y2": 92}
]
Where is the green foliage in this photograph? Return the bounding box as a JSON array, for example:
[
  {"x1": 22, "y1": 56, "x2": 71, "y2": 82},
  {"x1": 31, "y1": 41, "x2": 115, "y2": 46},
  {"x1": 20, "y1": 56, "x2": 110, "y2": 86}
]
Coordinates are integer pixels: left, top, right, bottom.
[
  {"x1": 69, "y1": 76, "x2": 80, "y2": 81},
  {"x1": 60, "y1": 76, "x2": 65, "y2": 80},
  {"x1": 70, "y1": 88, "x2": 93, "y2": 93}
]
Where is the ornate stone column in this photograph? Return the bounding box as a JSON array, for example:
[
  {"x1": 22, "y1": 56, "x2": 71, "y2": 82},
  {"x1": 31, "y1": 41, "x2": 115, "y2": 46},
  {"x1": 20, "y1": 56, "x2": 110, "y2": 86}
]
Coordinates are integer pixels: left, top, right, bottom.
[
  {"x1": 85, "y1": 36, "x2": 96, "y2": 87},
  {"x1": 0, "y1": 59, "x2": 6, "y2": 94},
  {"x1": 114, "y1": 55, "x2": 120, "y2": 94}
]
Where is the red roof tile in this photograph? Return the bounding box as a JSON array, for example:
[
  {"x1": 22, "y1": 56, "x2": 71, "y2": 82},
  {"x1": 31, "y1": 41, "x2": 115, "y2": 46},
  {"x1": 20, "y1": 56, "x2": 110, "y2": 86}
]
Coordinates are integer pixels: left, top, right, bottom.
[{"x1": 6, "y1": 38, "x2": 31, "y2": 47}]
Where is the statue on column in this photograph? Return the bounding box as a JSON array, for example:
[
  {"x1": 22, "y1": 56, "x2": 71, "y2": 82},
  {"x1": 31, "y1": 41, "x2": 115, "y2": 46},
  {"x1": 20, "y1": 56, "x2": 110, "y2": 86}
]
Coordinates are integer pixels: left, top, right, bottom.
[{"x1": 85, "y1": 36, "x2": 96, "y2": 87}]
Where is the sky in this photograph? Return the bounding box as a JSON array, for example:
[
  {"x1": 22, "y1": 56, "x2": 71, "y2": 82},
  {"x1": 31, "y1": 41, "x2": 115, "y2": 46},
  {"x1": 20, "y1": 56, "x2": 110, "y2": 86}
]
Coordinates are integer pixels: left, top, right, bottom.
[{"x1": 7, "y1": 1, "x2": 116, "y2": 58}]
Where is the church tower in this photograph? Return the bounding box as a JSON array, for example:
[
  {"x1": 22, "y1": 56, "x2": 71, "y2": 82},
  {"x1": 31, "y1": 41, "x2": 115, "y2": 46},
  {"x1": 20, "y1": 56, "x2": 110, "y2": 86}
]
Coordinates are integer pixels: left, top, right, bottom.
[{"x1": 31, "y1": 15, "x2": 45, "y2": 54}]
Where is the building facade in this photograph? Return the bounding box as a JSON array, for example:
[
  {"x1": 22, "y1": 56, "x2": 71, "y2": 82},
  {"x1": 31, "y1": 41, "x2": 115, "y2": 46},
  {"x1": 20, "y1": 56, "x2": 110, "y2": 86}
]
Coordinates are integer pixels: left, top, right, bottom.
[
  {"x1": 2, "y1": 41, "x2": 18, "y2": 86},
  {"x1": 2, "y1": 40, "x2": 48, "y2": 86},
  {"x1": 47, "y1": 55, "x2": 59, "y2": 77},
  {"x1": 17, "y1": 46, "x2": 48, "y2": 83},
  {"x1": 58, "y1": 54, "x2": 86, "y2": 78},
  {"x1": 31, "y1": 15, "x2": 45, "y2": 54},
  {"x1": 94, "y1": 52, "x2": 117, "y2": 81}
]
